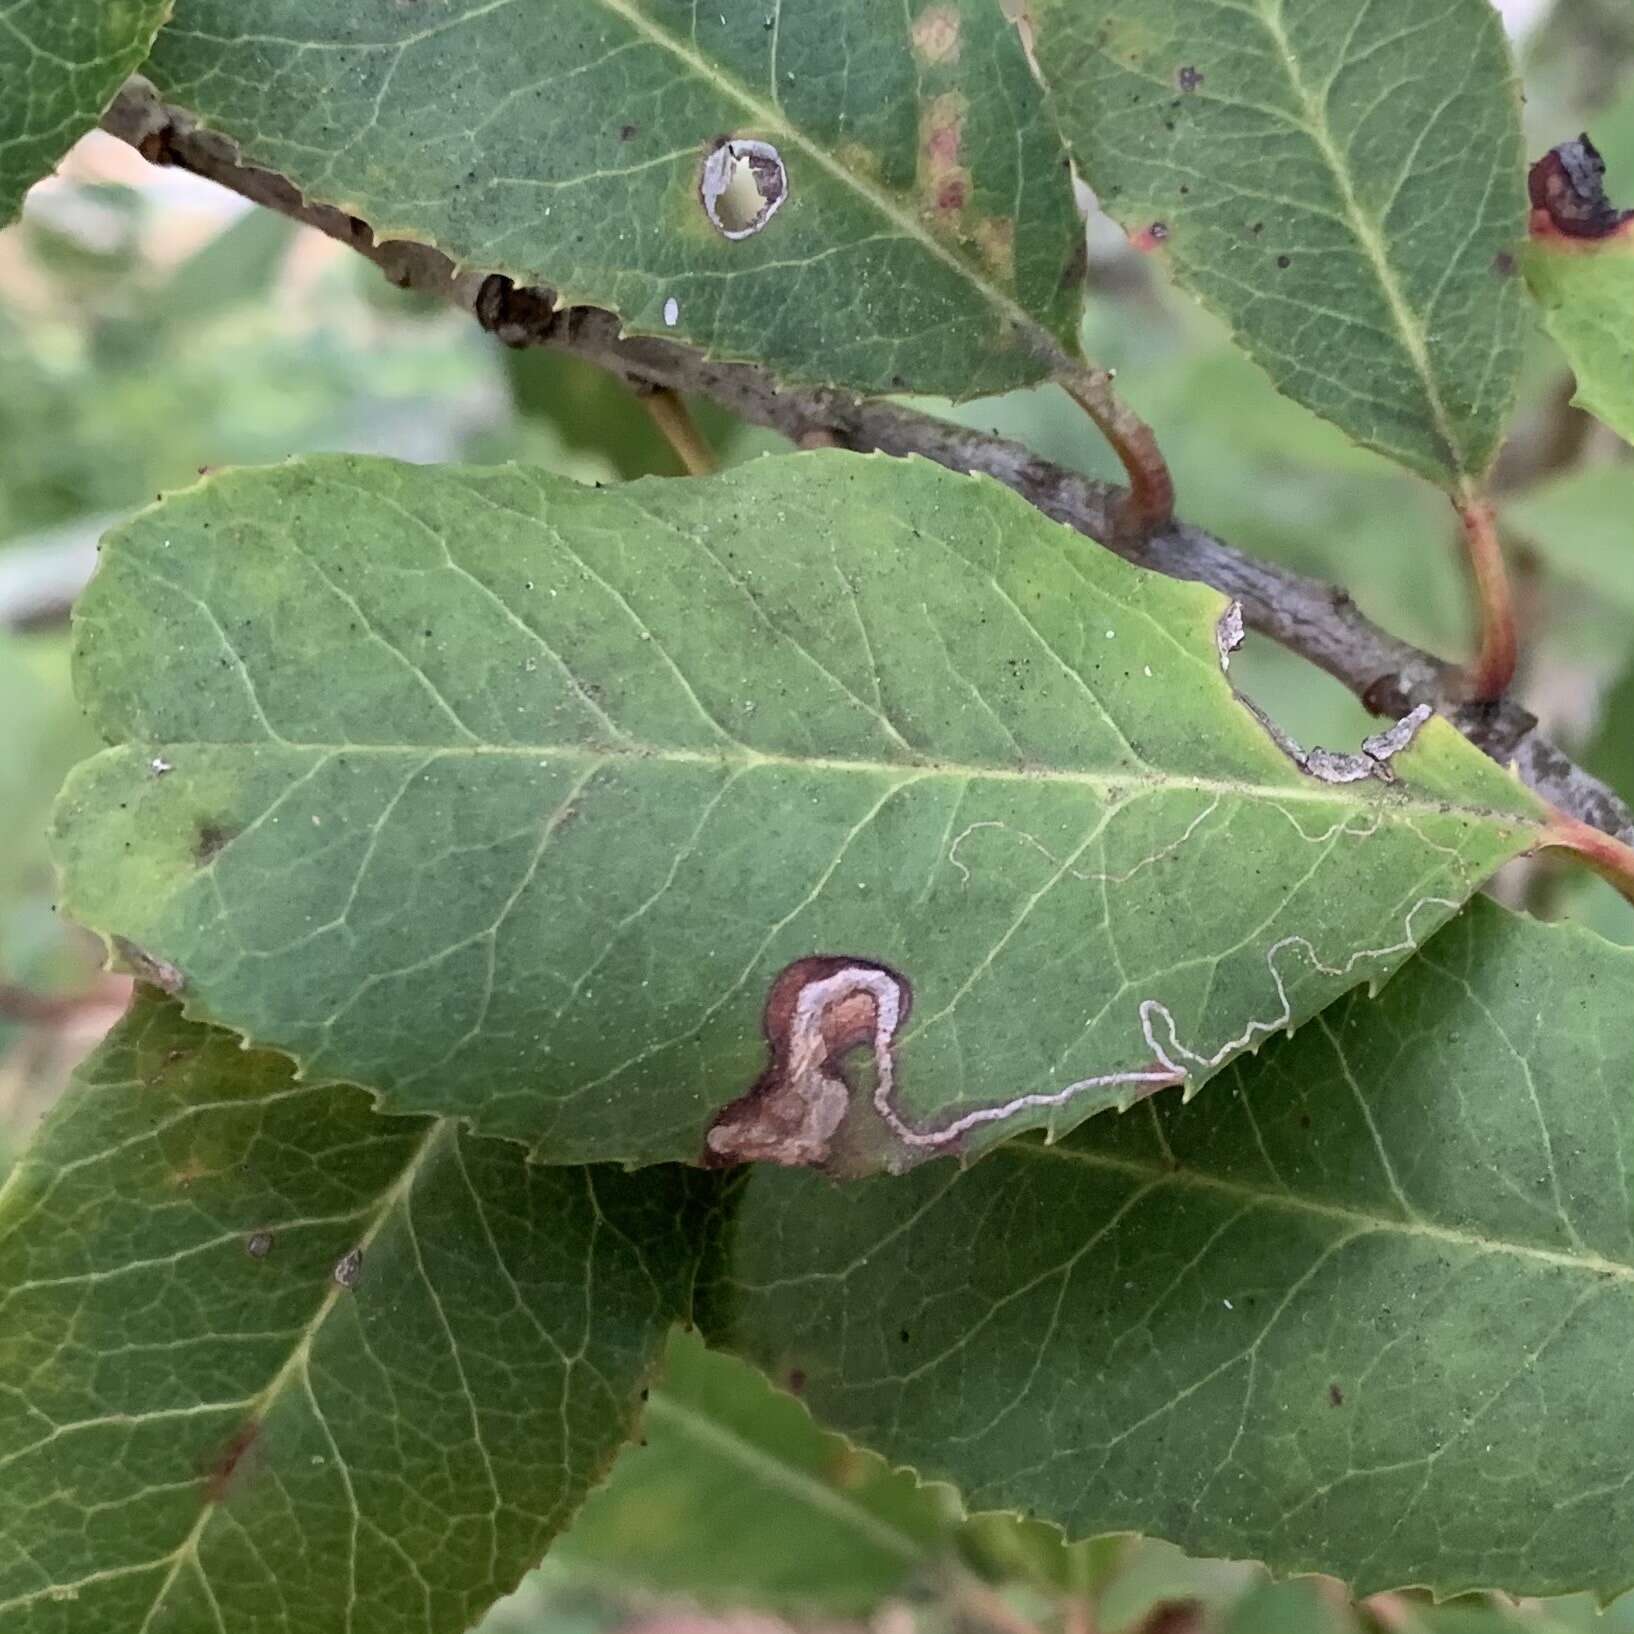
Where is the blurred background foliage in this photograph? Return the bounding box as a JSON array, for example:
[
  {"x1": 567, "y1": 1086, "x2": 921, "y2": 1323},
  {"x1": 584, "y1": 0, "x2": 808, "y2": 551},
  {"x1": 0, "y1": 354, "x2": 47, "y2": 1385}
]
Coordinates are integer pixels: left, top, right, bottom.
[{"x1": 1, "y1": 3, "x2": 1633, "y2": 1628}]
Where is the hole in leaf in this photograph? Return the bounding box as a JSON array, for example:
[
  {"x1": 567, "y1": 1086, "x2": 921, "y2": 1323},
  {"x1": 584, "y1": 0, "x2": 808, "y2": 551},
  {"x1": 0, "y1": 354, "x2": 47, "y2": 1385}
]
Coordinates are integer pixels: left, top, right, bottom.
[{"x1": 700, "y1": 139, "x2": 789, "y2": 239}]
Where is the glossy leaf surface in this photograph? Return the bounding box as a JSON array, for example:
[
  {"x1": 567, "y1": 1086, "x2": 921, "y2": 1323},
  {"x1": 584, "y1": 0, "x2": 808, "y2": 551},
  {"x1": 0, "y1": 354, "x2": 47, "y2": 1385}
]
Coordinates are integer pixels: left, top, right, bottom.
[
  {"x1": 143, "y1": 0, "x2": 1082, "y2": 397},
  {"x1": 716, "y1": 902, "x2": 1634, "y2": 1597},
  {"x1": 52, "y1": 454, "x2": 1546, "y2": 1171},
  {"x1": 1030, "y1": 0, "x2": 1528, "y2": 485},
  {"x1": 0, "y1": 0, "x2": 172, "y2": 224},
  {"x1": 0, "y1": 991, "x2": 714, "y2": 1633}
]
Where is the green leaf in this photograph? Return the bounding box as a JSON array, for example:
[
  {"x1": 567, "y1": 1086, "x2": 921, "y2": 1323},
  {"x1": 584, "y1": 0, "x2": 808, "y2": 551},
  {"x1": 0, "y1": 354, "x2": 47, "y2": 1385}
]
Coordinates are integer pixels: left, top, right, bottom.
[
  {"x1": 0, "y1": 0, "x2": 173, "y2": 225},
  {"x1": 0, "y1": 631, "x2": 104, "y2": 1072},
  {"x1": 711, "y1": 899, "x2": 1634, "y2": 1598},
  {"x1": 0, "y1": 988, "x2": 715, "y2": 1634},
  {"x1": 554, "y1": 1328, "x2": 951, "y2": 1611},
  {"x1": 1524, "y1": 225, "x2": 1634, "y2": 447},
  {"x1": 52, "y1": 452, "x2": 1547, "y2": 1173},
  {"x1": 140, "y1": 0, "x2": 1081, "y2": 397},
  {"x1": 1029, "y1": 0, "x2": 1528, "y2": 486},
  {"x1": 1503, "y1": 465, "x2": 1634, "y2": 612}
]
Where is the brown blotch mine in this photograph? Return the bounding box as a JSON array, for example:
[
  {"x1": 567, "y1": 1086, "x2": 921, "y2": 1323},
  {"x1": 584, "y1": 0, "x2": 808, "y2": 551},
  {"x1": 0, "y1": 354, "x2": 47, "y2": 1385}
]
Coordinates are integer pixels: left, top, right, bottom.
[
  {"x1": 203, "y1": 1421, "x2": 261, "y2": 1504},
  {"x1": 911, "y1": 3, "x2": 961, "y2": 65},
  {"x1": 924, "y1": 120, "x2": 961, "y2": 167},
  {"x1": 704, "y1": 956, "x2": 913, "y2": 1169},
  {"x1": 918, "y1": 91, "x2": 969, "y2": 222},
  {"x1": 1529, "y1": 133, "x2": 1633, "y2": 240},
  {"x1": 976, "y1": 215, "x2": 1017, "y2": 283}
]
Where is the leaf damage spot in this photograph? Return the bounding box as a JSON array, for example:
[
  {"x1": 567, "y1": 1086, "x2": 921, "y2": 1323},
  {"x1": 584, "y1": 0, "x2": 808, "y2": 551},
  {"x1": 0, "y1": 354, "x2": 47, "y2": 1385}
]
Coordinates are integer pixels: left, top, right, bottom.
[
  {"x1": 1215, "y1": 601, "x2": 1245, "y2": 668},
  {"x1": 1177, "y1": 65, "x2": 1204, "y2": 92},
  {"x1": 245, "y1": 1231, "x2": 274, "y2": 1260},
  {"x1": 111, "y1": 935, "x2": 185, "y2": 995},
  {"x1": 705, "y1": 957, "x2": 911, "y2": 1169},
  {"x1": 193, "y1": 821, "x2": 240, "y2": 865},
  {"x1": 1215, "y1": 602, "x2": 1433, "y2": 785},
  {"x1": 974, "y1": 215, "x2": 1016, "y2": 283},
  {"x1": 203, "y1": 1421, "x2": 261, "y2": 1504},
  {"x1": 333, "y1": 1247, "x2": 364, "y2": 1289},
  {"x1": 911, "y1": 4, "x2": 961, "y2": 65},
  {"x1": 918, "y1": 92, "x2": 972, "y2": 225},
  {"x1": 700, "y1": 138, "x2": 788, "y2": 240},
  {"x1": 1529, "y1": 134, "x2": 1633, "y2": 241}
]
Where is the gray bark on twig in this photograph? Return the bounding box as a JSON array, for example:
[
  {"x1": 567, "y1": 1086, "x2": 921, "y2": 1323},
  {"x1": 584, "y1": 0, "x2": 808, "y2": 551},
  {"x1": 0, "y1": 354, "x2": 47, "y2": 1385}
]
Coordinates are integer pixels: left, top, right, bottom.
[{"x1": 98, "y1": 79, "x2": 1634, "y2": 846}]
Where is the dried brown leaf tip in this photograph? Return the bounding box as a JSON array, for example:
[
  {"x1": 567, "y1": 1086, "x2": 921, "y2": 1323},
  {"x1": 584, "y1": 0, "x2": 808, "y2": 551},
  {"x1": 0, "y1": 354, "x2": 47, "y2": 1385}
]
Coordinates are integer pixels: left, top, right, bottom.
[
  {"x1": 704, "y1": 956, "x2": 911, "y2": 1169},
  {"x1": 1529, "y1": 134, "x2": 1633, "y2": 241}
]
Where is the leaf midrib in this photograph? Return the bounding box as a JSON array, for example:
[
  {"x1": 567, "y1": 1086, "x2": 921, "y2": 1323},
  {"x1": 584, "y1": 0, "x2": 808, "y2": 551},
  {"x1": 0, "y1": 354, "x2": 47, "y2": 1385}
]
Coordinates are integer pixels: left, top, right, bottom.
[
  {"x1": 164, "y1": 0, "x2": 1067, "y2": 360},
  {"x1": 1009, "y1": 1139, "x2": 1634, "y2": 1283},
  {"x1": 95, "y1": 738, "x2": 1542, "y2": 824},
  {"x1": 589, "y1": 0, "x2": 1061, "y2": 354},
  {"x1": 1252, "y1": 0, "x2": 1469, "y2": 483}
]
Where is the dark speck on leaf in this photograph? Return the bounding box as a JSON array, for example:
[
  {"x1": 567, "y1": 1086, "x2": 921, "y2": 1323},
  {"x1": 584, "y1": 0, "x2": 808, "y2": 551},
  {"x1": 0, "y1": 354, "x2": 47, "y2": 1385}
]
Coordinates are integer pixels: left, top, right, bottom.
[
  {"x1": 1492, "y1": 250, "x2": 1517, "y2": 277},
  {"x1": 204, "y1": 1422, "x2": 261, "y2": 1503},
  {"x1": 619, "y1": 123, "x2": 638, "y2": 141},
  {"x1": 1329, "y1": 1382, "x2": 1345, "y2": 1407},
  {"x1": 787, "y1": 1367, "x2": 807, "y2": 1394},
  {"x1": 1277, "y1": 254, "x2": 1292, "y2": 269},
  {"x1": 1178, "y1": 65, "x2": 1204, "y2": 92},
  {"x1": 1251, "y1": 221, "x2": 1264, "y2": 234},
  {"x1": 194, "y1": 822, "x2": 239, "y2": 865}
]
